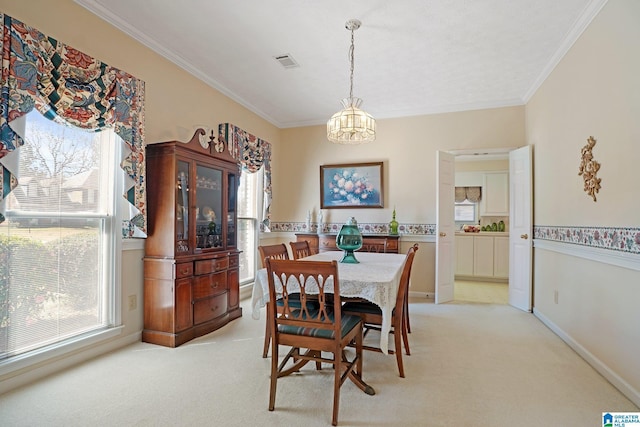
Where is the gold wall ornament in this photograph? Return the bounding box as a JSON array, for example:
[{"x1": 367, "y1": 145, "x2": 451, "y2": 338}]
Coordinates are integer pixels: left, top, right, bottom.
[{"x1": 578, "y1": 136, "x2": 602, "y2": 201}]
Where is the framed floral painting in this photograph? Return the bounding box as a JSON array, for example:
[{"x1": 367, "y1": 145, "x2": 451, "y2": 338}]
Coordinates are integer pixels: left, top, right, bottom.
[{"x1": 320, "y1": 162, "x2": 384, "y2": 208}]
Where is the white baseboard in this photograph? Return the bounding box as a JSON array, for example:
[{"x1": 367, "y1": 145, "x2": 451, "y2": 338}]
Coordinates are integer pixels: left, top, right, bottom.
[
  {"x1": 240, "y1": 283, "x2": 253, "y2": 300},
  {"x1": 534, "y1": 308, "x2": 640, "y2": 408},
  {"x1": 409, "y1": 291, "x2": 434, "y2": 299}
]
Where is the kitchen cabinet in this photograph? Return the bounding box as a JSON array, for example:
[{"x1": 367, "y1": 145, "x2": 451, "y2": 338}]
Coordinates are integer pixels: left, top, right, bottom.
[
  {"x1": 473, "y1": 236, "x2": 495, "y2": 277},
  {"x1": 493, "y1": 236, "x2": 509, "y2": 279},
  {"x1": 455, "y1": 233, "x2": 509, "y2": 280},
  {"x1": 481, "y1": 171, "x2": 509, "y2": 216},
  {"x1": 143, "y1": 129, "x2": 242, "y2": 347},
  {"x1": 455, "y1": 235, "x2": 474, "y2": 276}
]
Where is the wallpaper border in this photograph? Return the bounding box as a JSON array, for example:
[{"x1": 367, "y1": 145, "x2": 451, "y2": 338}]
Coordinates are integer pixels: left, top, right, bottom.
[
  {"x1": 534, "y1": 225, "x2": 640, "y2": 255},
  {"x1": 267, "y1": 222, "x2": 436, "y2": 236},
  {"x1": 267, "y1": 223, "x2": 640, "y2": 255}
]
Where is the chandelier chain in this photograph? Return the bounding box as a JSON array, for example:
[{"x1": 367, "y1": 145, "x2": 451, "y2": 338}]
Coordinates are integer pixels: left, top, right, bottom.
[
  {"x1": 326, "y1": 18, "x2": 376, "y2": 144},
  {"x1": 349, "y1": 26, "x2": 355, "y2": 101}
]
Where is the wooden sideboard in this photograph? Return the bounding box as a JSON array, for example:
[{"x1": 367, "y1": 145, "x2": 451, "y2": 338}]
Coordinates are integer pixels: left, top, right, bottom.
[{"x1": 295, "y1": 233, "x2": 399, "y2": 254}]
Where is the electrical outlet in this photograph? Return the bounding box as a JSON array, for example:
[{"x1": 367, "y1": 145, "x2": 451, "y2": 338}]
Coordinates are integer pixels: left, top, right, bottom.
[
  {"x1": 128, "y1": 295, "x2": 137, "y2": 311},
  {"x1": 553, "y1": 290, "x2": 559, "y2": 304}
]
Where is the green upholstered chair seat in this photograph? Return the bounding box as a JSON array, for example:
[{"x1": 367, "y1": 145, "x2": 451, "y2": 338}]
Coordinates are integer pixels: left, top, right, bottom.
[
  {"x1": 275, "y1": 293, "x2": 320, "y2": 310},
  {"x1": 342, "y1": 301, "x2": 383, "y2": 316},
  {"x1": 278, "y1": 312, "x2": 361, "y2": 339}
]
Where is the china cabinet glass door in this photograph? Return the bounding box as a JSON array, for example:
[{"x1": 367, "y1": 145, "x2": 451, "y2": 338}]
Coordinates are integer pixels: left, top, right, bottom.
[
  {"x1": 176, "y1": 160, "x2": 190, "y2": 253},
  {"x1": 195, "y1": 164, "x2": 223, "y2": 250},
  {"x1": 227, "y1": 172, "x2": 237, "y2": 247}
]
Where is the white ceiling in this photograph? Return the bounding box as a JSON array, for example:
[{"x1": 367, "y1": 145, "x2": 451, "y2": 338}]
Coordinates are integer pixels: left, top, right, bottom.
[{"x1": 76, "y1": 0, "x2": 606, "y2": 129}]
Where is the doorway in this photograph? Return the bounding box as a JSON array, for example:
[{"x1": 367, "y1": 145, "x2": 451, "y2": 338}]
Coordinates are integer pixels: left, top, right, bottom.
[
  {"x1": 436, "y1": 146, "x2": 532, "y2": 310},
  {"x1": 454, "y1": 279, "x2": 509, "y2": 304},
  {"x1": 453, "y1": 152, "x2": 510, "y2": 304}
]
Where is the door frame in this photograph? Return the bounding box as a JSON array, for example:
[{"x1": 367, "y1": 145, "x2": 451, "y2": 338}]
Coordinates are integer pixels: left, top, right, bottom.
[{"x1": 435, "y1": 146, "x2": 532, "y2": 309}]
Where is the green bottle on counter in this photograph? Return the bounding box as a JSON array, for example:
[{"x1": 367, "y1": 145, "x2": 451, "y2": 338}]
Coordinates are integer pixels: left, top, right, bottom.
[{"x1": 389, "y1": 209, "x2": 399, "y2": 235}]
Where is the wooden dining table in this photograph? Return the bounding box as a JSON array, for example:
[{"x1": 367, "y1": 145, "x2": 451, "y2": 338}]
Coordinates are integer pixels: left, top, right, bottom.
[{"x1": 251, "y1": 250, "x2": 408, "y2": 354}]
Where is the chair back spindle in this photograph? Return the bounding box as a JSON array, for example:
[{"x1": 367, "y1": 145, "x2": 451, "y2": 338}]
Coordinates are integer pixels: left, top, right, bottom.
[
  {"x1": 258, "y1": 244, "x2": 289, "y2": 268},
  {"x1": 289, "y1": 240, "x2": 313, "y2": 259}
]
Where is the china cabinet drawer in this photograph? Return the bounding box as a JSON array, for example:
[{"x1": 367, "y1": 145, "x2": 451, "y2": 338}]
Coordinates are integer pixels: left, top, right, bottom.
[
  {"x1": 195, "y1": 257, "x2": 229, "y2": 275},
  {"x1": 175, "y1": 262, "x2": 193, "y2": 279},
  {"x1": 193, "y1": 292, "x2": 228, "y2": 325},
  {"x1": 193, "y1": 272, "x2": 228, "y2": 299}
]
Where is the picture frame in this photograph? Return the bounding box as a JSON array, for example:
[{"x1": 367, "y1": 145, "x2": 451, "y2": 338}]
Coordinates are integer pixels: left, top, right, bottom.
[{"x1": 320, "y1": 162, "x2": 384, "y2": 209}]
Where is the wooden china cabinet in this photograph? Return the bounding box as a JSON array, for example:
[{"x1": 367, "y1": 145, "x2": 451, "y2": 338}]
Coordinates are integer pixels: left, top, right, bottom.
[{"x1": 143, "y1": 129, "x2": 242, "y2": 347}]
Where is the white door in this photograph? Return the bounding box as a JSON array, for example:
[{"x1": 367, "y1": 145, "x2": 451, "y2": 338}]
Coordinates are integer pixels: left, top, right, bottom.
[
  {"x1": 508, "y1": 145, "x2": 533, "y2": 311},
  {"x1": 435, "y1": 151, "x2": 455, "y2": 304}
]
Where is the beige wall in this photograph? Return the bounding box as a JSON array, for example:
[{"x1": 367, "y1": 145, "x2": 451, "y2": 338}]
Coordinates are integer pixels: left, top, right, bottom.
[
  {"x1": 273, "y1": 107, "x2": 525, "y2": 295},
  {"x1": 0, "y1": 0, "x2": 280, "y2": 390},
  {"x1": 527, "y1": 0, "x2": 640, "y2": 405},
  {"x1": 278, "y1": 107, "x2": 525, "y2": 225},
  {"x1": 527, "y1": 2, "x2": 640, "y2": 226}
]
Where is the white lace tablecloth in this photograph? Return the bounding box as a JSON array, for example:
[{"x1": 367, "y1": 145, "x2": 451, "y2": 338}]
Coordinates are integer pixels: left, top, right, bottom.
[{"x1": 251, "y1": 251, "x2": 407, "y2": 354}]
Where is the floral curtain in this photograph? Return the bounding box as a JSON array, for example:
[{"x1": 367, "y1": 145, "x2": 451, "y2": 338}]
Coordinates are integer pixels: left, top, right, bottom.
[
  {"x1": 0, "y1": 13, "x2": 146, "y2": 237},
  {"x1": 218, "y1": 123, "x2": 272, "y2": 229},
  {"x1": 455, "y1": 186, "x2": 482, "y2": 203}
]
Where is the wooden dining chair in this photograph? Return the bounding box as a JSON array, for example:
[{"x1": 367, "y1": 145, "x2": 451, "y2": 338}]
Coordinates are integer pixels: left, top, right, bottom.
[
  {"x1": 258, "y1": 243, "x2": 290, "y2": 267},
  {"x1": 289, "y1": 240, "x2": 312, "y2": 260},
  {"x1": 258, "y1": 244, "x2": 290, "y2": 358},
  {"x1": 265, "y1": 258, "x2": 374, "y2": 426},
  {"x1": 342, "y1": 244, "x2": 419, "y2": 378},
  {"x1": 361, "y1": 240, "x2": 387, "y2": 253},
  {"x1": 403, "y1": 246, "x2": 418, "y2": 334}
]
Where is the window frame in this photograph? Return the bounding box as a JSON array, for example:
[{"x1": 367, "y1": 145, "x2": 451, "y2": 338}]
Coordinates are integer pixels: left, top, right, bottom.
[
  {"x1": 0, "y1": 114, "x2": 124, "y2": 376},
  {"x1": 454, "y1": 199, "x2": 478, "y2": 223},
  {"x1": 237, "y1": 167, "x2": 263, "y2": 288}
]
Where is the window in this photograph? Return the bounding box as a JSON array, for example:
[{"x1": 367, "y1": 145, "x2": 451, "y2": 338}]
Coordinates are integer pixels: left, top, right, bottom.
[
  {"x1": 237, "y1": 168, "x2": 263, "y2": 286},
  {"x1": 455, "y1": 200, "x2": 477, "y2": 222},
  {"x1": 1, "y1": 110, "x2": 119, "y2": 363}
]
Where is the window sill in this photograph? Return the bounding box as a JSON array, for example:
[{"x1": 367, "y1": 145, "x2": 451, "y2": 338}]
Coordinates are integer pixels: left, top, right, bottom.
[
  {"x1": 122, "y1": 238, "x2": 145, "y2": 251},
  {"x1": 0, "y1": 326, "x2": 124, "y2": 380}
]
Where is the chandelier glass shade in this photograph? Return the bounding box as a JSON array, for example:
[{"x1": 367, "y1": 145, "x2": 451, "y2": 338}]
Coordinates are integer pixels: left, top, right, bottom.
[
  {"x1": 327, "y1": 97, "x2": 376, "y2": 144},
  {"x1": 327, "y1": 19, "x2": 376, "y2": 144}
]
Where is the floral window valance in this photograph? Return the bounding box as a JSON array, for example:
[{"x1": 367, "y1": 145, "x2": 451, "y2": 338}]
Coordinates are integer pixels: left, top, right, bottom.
[
  {"x1": 0, "y1": 13, "x2": 146, "y2": 237},
  {"x1": 455, "y1": 186, "x2": 482, "y2": 203},
  {"x1": 218, "y1": 123, "x2": 272, "y2": 229}
]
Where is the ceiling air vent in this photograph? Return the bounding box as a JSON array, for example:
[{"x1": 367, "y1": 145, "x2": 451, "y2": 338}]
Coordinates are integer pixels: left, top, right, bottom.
[{"x1": 274, "y1": 54, "x2": 299, "y2": 69}]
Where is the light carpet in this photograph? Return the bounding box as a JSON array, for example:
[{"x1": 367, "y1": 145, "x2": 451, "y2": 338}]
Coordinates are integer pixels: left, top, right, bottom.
[{"x1": 0, "y1": 297, "x2": 637, "y2": 426}]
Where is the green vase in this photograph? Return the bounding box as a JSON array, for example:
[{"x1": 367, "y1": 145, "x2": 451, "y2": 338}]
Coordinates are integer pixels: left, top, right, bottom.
[
  {"x1": 389, "y1": 209, "x2": 399, "y2": 235},
  {"x1": 336, "y1": 217, "x2": 363, "y2": 263}
]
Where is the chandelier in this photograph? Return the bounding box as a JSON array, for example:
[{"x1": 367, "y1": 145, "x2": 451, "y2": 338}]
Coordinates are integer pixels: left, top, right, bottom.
[{"x1": 327, "y1": 19, "x2": 376, "y2": 144}]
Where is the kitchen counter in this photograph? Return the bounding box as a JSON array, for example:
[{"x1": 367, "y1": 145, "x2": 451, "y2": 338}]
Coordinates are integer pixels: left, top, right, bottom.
[{"x1": 455, "y1": 231, "x2": 509, "y2": 236}]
